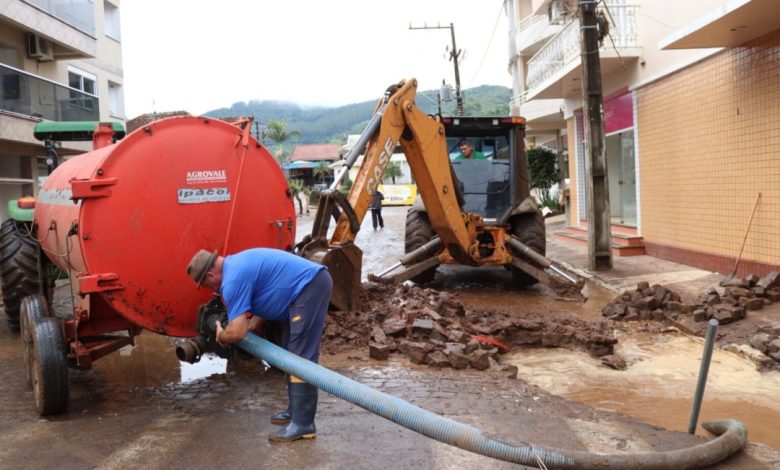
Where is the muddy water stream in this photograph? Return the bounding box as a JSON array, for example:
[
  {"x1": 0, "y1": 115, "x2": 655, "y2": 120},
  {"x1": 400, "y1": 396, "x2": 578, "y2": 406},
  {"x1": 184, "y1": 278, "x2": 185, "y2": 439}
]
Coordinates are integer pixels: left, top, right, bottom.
[
  {"x1": 505, "y1": 329, "x2": 780, "y2": 449},
  {"x1": 433, "y1": 266, "x2": 780, "y2": 449}
]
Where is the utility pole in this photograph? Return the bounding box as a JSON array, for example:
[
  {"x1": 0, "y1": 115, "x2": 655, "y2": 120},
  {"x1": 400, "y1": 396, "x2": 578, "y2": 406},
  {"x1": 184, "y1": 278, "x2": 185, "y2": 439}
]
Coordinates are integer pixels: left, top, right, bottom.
[
  {"x1": 578, "y1": 0, "x2": 612, "y2": 271},
  {"x1": 409, "y1": 22, "x2": 464, "y2": 116}
]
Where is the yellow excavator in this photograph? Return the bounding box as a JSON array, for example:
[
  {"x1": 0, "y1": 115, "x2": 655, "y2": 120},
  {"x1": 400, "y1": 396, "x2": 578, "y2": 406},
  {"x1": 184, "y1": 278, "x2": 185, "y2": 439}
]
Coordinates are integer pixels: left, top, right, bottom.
[{"x1": 296, "y1": 78, "x2": 580, "y2": 311}]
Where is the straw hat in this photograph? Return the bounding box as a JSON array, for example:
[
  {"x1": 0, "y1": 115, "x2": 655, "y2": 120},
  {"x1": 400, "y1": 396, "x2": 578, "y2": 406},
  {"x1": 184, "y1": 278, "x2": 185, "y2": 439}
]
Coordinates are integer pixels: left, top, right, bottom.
[{"x1": 187, "y1": 249, "x2": 219, "y2": 287}]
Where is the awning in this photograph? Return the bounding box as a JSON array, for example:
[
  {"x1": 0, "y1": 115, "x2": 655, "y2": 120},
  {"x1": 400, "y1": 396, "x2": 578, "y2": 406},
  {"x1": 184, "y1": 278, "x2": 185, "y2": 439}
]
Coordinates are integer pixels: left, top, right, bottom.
[{"x1": 282, "y1": 161, "x2": 322, "y2": 170}]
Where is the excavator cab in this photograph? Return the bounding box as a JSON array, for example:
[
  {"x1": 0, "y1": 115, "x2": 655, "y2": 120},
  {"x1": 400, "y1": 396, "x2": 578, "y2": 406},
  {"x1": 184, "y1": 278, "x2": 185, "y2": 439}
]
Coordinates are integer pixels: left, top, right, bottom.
[
  {"x1": 403, "y1": 115, "x2": 546, "y2": 285},
  {"x1": 444, "y1": 118, "x2": 523, "y2": 221}
]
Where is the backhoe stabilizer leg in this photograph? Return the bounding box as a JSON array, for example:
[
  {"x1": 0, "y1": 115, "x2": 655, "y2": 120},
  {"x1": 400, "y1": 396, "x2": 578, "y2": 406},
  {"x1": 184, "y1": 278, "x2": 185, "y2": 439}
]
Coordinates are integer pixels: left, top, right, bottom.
[
  {"x1": 372, "y1": 236, "x2": 443, "y2": 280},
  {"x1": 369, "y1": 255, "x2": 442, "y2": 285},
  {"x1": 507, "y1": 236, "x2": 579, "y2": 284},
  {"x1": 510, "y1": 256, "x2": 586, "y2": 301}
]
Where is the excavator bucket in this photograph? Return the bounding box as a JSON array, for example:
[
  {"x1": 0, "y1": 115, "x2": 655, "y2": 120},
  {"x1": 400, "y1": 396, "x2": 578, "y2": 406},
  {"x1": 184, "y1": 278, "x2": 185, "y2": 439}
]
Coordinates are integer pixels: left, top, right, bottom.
[{"x1": 299, "y1": 238, "x2": 362, "y2": 312}]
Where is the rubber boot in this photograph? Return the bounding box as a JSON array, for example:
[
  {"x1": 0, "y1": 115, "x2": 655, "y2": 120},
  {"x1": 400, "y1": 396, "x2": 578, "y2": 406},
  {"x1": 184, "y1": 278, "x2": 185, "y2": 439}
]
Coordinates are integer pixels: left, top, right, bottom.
[
  {"x1": 270, "y1": 377, "x2": 291, "y2": 425},
  {"x1": 269, "y1": 382, "x2": 317, "y2": 442}
]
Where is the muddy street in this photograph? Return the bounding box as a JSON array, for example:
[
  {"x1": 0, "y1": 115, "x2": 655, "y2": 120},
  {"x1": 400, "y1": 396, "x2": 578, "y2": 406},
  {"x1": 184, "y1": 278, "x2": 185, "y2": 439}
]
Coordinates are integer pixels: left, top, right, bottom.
[
  {"x1": 0, "y1": 206, "x2": 779, "y2": 468},
  {"x1": 301, "y1": 206, "x2": 780, "y2": 451}
]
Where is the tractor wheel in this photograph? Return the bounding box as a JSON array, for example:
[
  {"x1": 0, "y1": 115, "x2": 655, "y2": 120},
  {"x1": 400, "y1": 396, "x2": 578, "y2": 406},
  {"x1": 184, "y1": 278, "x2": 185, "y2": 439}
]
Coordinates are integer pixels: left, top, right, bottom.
[
  {"x1": 404, "y1": 209, "x2": 440, "y2": 284},
  {"x1": 31, "y1": 317, "x2": 69, "y2": 416},
  {"x1": 509, "y1": 212, "x2": 547, "y2": 287},
  {"x1": 21, "y1": 295, "x2": 49, "y2": 389},
  {"x1": 0, "y1": 219, "x2": 41, "y2": 332}
]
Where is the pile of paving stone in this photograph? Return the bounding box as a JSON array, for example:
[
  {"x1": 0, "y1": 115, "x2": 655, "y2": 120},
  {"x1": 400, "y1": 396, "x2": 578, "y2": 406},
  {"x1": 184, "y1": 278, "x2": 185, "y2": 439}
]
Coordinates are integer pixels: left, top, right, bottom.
[
  {"x1": 601, "y1": 281, "x2": 684, "y2": 322},
  {"x1": 688, "y1": 272, "x2": 780, "y2": 325},
  {"x1": 603, "y1": 273, "x2": 780, "y2": 327},
  {"x1": 747, "y1": 325, "x2": 780, "y2": 363},
  {"x1": 324, "y1": 282, "x2": 617, "y2": 372}
]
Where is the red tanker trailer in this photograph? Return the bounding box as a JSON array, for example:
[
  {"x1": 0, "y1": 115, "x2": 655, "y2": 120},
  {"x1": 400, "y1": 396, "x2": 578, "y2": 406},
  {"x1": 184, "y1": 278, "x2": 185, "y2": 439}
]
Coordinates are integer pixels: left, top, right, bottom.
[{"x1": 11, "y1": 116, "x2": 295, "y2": 415}]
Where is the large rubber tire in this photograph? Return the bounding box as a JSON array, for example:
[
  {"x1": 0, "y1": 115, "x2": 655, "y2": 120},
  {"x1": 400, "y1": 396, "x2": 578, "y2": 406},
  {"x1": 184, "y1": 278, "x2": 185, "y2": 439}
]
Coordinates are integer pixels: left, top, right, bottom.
[
  {"x1": 21, "y1": 295, "x2": 49, "y2": 389},
  {"x1": 31, "y1": 317, "x2": 69, "y2": 416},
  {"x1": 509, "y1": 212, "x2": 547, "y2": 287},
  {"x1": 404, "y1": 209, "x2": 440, "y2": 284},
  {"x1": 0, "y1": 219, "x2": 41, "y2": 332}
]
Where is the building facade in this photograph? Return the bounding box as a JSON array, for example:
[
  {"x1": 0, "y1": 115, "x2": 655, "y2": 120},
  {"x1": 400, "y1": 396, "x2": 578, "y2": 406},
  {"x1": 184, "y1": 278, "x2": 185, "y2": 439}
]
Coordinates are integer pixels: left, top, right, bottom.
[
  {"x1": 0, "y1": 0, "x2": 125, "y2": 218},
  {"x1": 507, "y1": 0, "x2": 779, "y2": 275}
]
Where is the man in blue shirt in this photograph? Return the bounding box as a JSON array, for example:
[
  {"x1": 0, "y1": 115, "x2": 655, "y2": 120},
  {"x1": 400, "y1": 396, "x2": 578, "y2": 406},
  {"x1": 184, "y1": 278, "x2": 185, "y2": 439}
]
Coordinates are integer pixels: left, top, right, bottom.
[{"x1": 187, "y1": 248, "x2": 332, "y2": 443}]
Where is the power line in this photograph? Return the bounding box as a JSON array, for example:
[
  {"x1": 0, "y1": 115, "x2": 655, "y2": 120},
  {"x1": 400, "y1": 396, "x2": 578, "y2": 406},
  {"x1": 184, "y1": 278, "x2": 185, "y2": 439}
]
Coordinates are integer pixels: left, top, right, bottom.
[{"x1": 467, "y1": 3, "x2": 504, "y2": 88}]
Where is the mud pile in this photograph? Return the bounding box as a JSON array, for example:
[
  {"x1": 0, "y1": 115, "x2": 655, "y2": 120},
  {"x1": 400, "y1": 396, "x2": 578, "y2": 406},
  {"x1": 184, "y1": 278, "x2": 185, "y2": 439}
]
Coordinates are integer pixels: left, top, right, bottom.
[{"x1": 323, "y1": 282, "x2": 617, "y2": 371}]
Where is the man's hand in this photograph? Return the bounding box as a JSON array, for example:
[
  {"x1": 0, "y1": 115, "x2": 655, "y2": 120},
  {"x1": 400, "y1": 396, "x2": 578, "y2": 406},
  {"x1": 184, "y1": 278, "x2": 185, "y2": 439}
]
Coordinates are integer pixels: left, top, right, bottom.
[
  {"x1": 215, "y1": 320, "x2": 226, "y2": 347},
  {"x1": 214, "y1": 313, "x2": 252, "y2": 347}
]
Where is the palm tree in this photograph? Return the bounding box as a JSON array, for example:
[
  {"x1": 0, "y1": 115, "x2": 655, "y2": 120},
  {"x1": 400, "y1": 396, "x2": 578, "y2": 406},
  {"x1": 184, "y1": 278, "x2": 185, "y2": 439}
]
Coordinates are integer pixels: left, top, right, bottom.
[
  {"x1": 384, "y1": 162, "x2": 403, "y2": 184},
  {"x1": 265, "y1": 119, "x2": 301, "y2": 166},
  {"x1": 313, "y1": 161, "x2": 332, "y2": 184}
]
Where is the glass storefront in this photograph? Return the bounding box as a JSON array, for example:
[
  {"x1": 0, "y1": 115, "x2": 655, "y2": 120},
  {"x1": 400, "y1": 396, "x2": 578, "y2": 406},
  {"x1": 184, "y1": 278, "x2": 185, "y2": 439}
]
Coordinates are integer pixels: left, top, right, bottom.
[
  {"x1": 606, "y1": 129, "x2": 636, "y2": 226},
  {"x1": 574, "y1": 91, "x2": 638, "y2": 227}
]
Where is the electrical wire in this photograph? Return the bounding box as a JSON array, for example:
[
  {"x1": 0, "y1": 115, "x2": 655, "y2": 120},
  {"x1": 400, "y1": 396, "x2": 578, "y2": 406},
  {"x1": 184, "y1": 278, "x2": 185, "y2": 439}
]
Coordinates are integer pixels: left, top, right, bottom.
[
  {"x1": 467, "y1": 3, "x2": 504, "y2": 88},
  {"x1": 599, "y1": 0, "x2": 627, "y2": 70}
]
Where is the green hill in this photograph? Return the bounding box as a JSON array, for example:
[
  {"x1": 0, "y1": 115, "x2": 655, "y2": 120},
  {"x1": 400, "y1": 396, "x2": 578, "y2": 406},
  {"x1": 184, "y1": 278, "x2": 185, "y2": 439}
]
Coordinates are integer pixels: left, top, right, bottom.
[{"x1": 204, "y1": 85, "x2": 511, "y2": 149}]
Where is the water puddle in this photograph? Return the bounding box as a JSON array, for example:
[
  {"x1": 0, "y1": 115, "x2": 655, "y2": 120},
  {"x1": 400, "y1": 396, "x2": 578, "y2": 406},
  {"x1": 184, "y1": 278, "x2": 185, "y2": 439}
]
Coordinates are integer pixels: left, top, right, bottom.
[
  {"x1": 439, "y1": 267, "x2": 611, "y2": 322},
  {"x1": 505, "y1": 332, "x2": 780, "y2": 448},
  {"x1": 92, "y1": 333, "x2": 226, "y2": 387}
]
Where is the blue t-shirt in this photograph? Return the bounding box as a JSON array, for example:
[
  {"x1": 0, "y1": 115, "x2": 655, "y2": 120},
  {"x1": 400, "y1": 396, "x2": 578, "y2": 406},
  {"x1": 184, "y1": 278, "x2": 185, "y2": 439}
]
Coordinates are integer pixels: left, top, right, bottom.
[{"x1": 220, "y1": 248, "x2": 325, "y2": 322}]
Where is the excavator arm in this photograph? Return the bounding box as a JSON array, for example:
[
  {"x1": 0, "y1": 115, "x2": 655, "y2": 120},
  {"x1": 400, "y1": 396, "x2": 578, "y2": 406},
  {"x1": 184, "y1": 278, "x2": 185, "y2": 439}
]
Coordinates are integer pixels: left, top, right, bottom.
[
  {"x1": 331, "y1": 79, "x2": 475, "y2": 260},
  {"x1": 298, "y1": 79, "x2": 478, "y2": 310}
]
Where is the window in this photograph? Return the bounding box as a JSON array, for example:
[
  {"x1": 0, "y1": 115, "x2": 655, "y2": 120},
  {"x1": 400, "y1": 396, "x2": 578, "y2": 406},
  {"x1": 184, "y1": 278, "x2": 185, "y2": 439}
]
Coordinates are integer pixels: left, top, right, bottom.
[
  {"x1": 0, "y1": 42, "x2": 20, "y2": 68},
  {"x1": 108, "y1": 81, "x2": 124, "y2": 118},
  {"x1": 104, "y1": 1, "x2": 121, "y2": 41},
  {"x1": 67, "y1": 66, "x2": 97, "y2": 110}
]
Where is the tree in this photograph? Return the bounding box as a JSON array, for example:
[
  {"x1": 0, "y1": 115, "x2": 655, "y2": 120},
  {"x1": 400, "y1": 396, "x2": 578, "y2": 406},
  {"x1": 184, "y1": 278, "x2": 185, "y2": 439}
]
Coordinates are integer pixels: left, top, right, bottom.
[
  {"x1": 383, "y1": 163, "x2": 403, "y2": 184},
  {"x1": 288, "y1": 179, "x2": 306, "y2": 215},
  {"x1": 265, "y1": 119, "x2": 301, "y2": 166},
  {"x1": 313, "y1": 161, "x2": 332, "y2": 184},
  {"x1": 526, "y1": 146, "x2": 559, "y2": 203}
]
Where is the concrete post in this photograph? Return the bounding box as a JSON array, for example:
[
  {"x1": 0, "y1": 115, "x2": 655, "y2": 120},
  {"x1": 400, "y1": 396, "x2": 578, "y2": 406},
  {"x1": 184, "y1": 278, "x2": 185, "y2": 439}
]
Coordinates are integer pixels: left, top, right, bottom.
[{"x1": 578, "y1": 0, "x2": 612, "y2": 271}]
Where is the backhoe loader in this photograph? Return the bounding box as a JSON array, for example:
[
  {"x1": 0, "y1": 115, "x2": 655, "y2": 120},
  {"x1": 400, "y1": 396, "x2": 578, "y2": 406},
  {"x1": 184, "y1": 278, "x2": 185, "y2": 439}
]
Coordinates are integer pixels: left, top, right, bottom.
[{"x1": 296, "y1": 79, "x2": 580, "y2": 311}]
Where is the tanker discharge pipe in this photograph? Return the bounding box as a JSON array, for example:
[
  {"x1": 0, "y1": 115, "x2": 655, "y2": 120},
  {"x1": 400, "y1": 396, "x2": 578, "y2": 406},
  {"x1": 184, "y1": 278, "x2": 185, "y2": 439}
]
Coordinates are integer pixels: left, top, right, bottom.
[{"x1": 237, "y1": 333, "x2": 746, "y2": 469}]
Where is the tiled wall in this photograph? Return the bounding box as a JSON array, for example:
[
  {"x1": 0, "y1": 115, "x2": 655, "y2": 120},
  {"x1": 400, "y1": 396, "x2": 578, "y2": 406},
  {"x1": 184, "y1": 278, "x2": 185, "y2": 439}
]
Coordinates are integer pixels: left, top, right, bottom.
[
  {"x1": 636, "y1": 29, "x2": 780, "y2": 273},
  {"x1": 566, "y1": 117, "x2": 578, "y2": 226}
]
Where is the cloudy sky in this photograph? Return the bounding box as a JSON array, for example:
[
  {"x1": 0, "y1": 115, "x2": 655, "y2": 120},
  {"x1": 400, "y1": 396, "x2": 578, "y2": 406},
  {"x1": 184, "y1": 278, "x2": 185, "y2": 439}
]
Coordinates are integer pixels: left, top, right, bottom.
[{"x1": 121, "y1": 0, "x2": 511, "y2": 118}]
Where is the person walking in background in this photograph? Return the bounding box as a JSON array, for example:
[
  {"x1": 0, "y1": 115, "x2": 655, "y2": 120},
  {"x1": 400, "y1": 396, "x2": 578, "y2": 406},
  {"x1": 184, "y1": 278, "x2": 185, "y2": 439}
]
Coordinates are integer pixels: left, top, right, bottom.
[{"x1": 369, "y1": 189, "x2": 384, "y2": 231}]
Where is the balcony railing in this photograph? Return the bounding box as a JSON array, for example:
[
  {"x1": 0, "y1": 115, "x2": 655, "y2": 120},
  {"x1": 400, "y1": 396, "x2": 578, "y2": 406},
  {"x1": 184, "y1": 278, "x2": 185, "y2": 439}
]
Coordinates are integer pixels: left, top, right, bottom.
[
  {"x1": 24, "y1": 0, "x2": 95, "y2": 35},
  {"x1": 516, "y1": 14, "x2": 563, "y2": 53},
  {"x1": 526, "y1": 3, "x2": 639, "y2": 93},
  {"x1": 0, "y1": 63, "x2": 99, "y2": 121}
]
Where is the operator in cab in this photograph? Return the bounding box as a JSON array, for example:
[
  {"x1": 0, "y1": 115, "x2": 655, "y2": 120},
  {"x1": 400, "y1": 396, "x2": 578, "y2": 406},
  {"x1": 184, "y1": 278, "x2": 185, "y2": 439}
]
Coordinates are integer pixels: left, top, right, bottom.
[
  {"x1": 186, "y1": 248, "x2": 332, "y2": 443},
  {"x1": 454, "y1": 138, "x2": 486, "y2": 160}
]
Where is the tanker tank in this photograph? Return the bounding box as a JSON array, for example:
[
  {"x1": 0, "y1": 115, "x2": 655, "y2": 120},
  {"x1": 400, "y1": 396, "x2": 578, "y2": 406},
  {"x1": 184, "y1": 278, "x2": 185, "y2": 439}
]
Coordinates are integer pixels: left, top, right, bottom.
[{"x1": 10, "y1": 116, "x2": 297, "y2": 415}]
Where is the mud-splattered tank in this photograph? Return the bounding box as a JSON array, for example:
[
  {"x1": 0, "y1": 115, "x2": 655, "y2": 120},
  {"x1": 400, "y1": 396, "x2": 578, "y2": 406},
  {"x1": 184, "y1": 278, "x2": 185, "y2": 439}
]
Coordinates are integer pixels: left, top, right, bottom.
[{"x1": 34, "y1": 116, "x2": 295, "y2": 337}]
